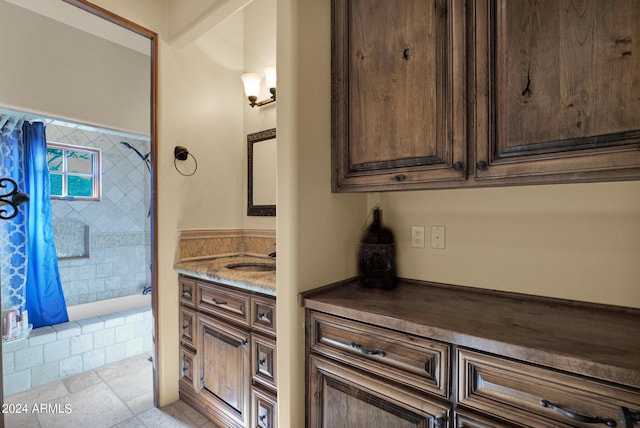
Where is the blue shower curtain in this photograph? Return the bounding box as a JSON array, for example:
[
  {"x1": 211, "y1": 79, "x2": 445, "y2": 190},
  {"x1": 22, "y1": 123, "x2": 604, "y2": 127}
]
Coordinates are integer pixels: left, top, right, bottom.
[{"x1": 23, "y1": 121, "x2": 68, "y2": 327}]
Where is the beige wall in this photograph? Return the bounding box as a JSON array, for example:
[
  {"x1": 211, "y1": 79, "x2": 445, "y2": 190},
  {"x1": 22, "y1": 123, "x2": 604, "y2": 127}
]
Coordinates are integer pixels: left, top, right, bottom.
[
  {"x1": 379, "y1": 182, "x2": 640, "y2": 308},
  {"x1": 242, "y1": 0, "x2": 277, "y2": 230},
  {"x1": 0, "y1": 0, "x2": 150, "y2": 136}
]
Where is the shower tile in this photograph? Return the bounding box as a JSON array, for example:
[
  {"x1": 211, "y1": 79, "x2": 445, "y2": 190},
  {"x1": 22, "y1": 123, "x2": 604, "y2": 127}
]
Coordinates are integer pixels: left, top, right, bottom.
[
  {"x1": 93, "y1": 328, "x2": 116, "y2": 348},
  {"x1": 15, "y1": 346, "x2": 44, "y2": 371},
  {"x1": 3, "y1": 350, "x2": 14, "y2": 374},
  {"x1": 105, "y1": 343, "x2": 126, "y2": 363},
  {"x1": 30, "y1": 361, "x2": 60, "y2": 388},
  {"x1": 115, "y1": 325, "x2": 134, "y2": 343},
  {"x1": 100, "y1": 312, "x2": 125, "y2": 328},
  {"x1": 29, "y1": 326, "x2": 57, "y2": 346},
  {"x1": 3, "y1": 369, "x2": 31, "y2": 395},
  {"x1": 59, "y1": 355, "x2": 83, "y2": 378},
  {"x1": 77, "y1": 317, "x2": 104, "y2": 333},
  {"x1": 125, "y1": 338, "x2": 144, "y2": 358},
  {"x1": 44, "y1": 339, "x2": 70, "y2": 363},
  {"x1": 52, "y1": 322, "x2": 81, "y2": 340},
  {"x1": 82, "y1": 349, "x2": 105, "y2": 371},
  {"x1": 69, "y1": 333, "x2": 93, "y2": 355}
]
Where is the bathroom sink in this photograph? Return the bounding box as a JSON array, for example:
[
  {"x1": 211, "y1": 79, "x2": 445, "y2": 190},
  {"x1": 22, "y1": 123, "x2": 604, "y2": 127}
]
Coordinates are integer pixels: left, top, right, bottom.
[{"x1": 225, "y1": 262, "x2": 276, "y2": 272}]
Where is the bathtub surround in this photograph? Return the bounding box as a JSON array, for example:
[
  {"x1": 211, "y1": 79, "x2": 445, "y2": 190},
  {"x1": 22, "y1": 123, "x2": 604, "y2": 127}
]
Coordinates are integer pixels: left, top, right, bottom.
[
  {"x1": 47, "y1": 123, "x2": 151, "y2": 306},
  {"x1": 2, "y1": 306, "x2": 152, "y2": 395}
]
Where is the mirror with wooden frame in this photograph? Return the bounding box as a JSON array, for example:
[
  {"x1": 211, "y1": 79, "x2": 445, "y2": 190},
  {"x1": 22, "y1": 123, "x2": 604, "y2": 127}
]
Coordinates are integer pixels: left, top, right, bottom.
[{"x1": 247, "y1": 128, "x2": 276, "y2": 216}]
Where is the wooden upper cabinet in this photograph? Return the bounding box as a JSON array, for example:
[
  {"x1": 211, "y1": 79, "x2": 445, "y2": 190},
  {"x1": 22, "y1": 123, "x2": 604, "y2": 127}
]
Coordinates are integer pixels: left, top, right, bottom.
[
  {"x1": 473, "y1": 0, "x2": 640, "y2": 183},
  {"x1": 332, "y1": 0, "x2": 467, "y2": 192}
]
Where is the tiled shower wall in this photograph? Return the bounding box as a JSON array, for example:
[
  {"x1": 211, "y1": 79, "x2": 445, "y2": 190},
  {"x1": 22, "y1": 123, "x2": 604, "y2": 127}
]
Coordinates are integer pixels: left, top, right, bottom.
[{"x1": 47, "y1": 124, "x2": 150, "y2": 306}]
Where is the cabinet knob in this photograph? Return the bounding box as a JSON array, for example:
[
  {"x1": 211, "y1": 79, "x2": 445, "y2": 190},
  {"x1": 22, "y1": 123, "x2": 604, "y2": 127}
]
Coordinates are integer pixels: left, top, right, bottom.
[
  {"x1": 393, "y1": 174, "x2": 407, "y2": 182},
  {"x1": 258, "y1": 358, "x2": 266, "y2": 366},
  {"x1": 434, "y1": 417, "x2": 445, "y2": 428},
  {"x1": 453, "y1": 161, "x2": 464, "y2": 171},
  {"x1": 476, "y1": 160, "x2": 488, "y2": 171}
]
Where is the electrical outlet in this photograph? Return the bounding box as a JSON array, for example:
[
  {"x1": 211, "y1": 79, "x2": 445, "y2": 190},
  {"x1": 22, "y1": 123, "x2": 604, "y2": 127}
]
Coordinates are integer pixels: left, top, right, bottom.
[
  {"x1": 431, "y1": 226, "x2": 446, "y2": 249},
  {"x1": 411, "y1": 226, "x2": 425, "y2": 248}
]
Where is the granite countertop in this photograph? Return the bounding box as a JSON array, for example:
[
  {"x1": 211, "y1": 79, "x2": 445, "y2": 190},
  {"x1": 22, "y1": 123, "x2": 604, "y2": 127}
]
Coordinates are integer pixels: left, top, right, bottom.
[{"x1": 174, "y1": 255, "x2": 276, "y2": 296}]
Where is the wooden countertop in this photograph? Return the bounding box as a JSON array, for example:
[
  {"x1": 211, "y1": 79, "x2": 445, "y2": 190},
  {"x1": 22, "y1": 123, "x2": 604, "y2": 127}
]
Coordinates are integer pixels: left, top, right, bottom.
[
  {"x1": 300, "y1": 278, "x2": 640, "y2": 389},
  {"x1": 174, "y1": 255, "x2": 276, "y2": 296}
]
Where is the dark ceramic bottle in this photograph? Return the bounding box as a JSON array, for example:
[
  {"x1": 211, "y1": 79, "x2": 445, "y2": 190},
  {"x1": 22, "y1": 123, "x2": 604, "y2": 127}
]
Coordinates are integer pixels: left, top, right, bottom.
[{"x1": 358, "y1": 207, "x2": 396, "y2": 289}]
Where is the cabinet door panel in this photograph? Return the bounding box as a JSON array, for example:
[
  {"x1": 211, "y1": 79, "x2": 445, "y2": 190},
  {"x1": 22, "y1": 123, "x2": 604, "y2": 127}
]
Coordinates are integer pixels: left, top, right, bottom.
[
  {"x1": 474, "y1": 0, "x2": 640, "y2": 182},
  {"x1": 198, "y1": 313, "x2": 250, "y2": 426},
  {"x1": 333, "y1": 0, "x2": 466, "y2": 191},
  {"x1": 309, "y1": 354, "x2": 449, "y2": 427}
]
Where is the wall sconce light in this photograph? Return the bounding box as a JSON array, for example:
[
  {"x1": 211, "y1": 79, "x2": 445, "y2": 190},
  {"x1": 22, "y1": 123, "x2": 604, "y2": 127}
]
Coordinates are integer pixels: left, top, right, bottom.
[{"x1": 241, "y1": 64, "x2": 276, "y2": 108}]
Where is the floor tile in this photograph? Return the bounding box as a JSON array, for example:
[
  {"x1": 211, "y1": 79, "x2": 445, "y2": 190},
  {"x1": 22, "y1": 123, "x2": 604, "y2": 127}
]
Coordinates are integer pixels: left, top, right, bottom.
[{"x1": 3, "y1": 353, "x2": 217, "y2": 428}]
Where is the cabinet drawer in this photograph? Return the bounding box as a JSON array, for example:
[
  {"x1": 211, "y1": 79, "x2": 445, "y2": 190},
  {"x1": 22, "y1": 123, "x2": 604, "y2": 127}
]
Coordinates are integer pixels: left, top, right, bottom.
[
  {"x1": 180, "y1": 346, "x2": 198, "y2": 393},
  {"x1": 251, "y1": 295, "x2": 276, "y2": 336},
  {"x1": 197, "y1": 281, "x2": 250, "y2": 326},
  {"x1": 309, "y1": 311, "x2": 449, "y2": 398},
  {"x1": 179, "y1": 276, "x2": 197, "y2": 307},
  {"x1": 252, "y1": 386, "x2": 277, "y2": 428},
  {"x1": 458, "y1": 349, "x2": 640, "y2": 428},
  {"x1": 179, "y1": 306, "x2": 196, "y2": 348},
  {"x1": 252, "y1": 333, "x2": 277, "y2": 391}
]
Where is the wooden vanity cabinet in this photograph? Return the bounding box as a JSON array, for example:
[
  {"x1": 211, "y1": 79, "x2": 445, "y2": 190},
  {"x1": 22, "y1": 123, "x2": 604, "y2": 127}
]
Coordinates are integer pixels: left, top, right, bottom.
[
  {"x1": 302, "y1": 279, "x2": 640, "y2": 428},
  {"x1": 178, "y1": 275, "x2": 277, "y2": 428}
]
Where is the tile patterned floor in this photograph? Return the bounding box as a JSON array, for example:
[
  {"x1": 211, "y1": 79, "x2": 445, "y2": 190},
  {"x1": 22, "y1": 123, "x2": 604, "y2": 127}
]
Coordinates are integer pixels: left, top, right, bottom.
[{"x1": 4, "y1": 353, "x2": 219, "y2": 428}]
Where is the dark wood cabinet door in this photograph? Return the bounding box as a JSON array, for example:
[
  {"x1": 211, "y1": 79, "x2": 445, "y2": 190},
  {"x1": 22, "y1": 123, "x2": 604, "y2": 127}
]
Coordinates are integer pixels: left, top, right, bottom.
[
  {"x1": 332, "y1": 0, "x2": 466, "y2": 192},
  {"x1": 308, "y1": 354, "x2": 450, "y2": 427},
  {"x1": 198, "y1": 313, "x2": 250, "y2": 427},
  {"x1": 473, "y1": 0, "x2": 640, "y2": 183}
]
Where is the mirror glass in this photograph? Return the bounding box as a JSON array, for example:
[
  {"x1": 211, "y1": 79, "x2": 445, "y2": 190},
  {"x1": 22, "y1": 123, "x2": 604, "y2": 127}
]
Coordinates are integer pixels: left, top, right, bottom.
[{"x1": 248, "y1": 128, "x2": 276, "y2": 216}]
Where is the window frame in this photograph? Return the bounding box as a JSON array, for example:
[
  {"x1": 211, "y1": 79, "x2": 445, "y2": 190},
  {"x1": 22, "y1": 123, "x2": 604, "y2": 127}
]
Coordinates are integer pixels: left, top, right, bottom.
[{"x1": 47, "y1": 142, "x2": 102, "y2": 201}]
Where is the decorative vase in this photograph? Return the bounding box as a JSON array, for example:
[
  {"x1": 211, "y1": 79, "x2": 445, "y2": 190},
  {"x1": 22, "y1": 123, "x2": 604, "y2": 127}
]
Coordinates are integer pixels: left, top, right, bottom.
[{"x1": 357, "y1": 207, "x2": 396, "y2": 289}]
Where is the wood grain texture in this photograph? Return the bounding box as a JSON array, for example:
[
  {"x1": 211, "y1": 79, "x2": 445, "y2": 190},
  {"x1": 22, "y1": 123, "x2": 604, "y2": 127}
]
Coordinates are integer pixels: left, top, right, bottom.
[
  {"x1": 459, "y1": 349, "x2": 640, "y2": 427},
  {"x1": 332, "y1": 0, "x2": 467, "y2": 191},
  {"x1": 474, "y1": 0, "x2": 640, "y2": 182},
  {"x1": 308, "y1": 354, "x2": 450, "y2": 427},
  {"x1": 301, "y1": 278, "x2": 640, "y2": 389}
]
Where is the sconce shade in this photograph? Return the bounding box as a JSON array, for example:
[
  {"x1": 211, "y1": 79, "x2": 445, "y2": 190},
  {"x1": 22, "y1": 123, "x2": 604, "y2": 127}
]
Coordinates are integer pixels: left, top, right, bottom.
[
  {"x1": 264, "y1": 64, "x2": 277, "y2": 89},
  {"x1": 241, "y1": 73, "x2": 262, "y2": 98}
]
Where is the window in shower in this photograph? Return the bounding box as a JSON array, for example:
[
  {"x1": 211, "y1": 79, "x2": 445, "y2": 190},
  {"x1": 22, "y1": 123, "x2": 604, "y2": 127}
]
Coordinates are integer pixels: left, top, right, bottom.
[{"x1": 47, "y1": 142, "x2": 101, "y2": 200}]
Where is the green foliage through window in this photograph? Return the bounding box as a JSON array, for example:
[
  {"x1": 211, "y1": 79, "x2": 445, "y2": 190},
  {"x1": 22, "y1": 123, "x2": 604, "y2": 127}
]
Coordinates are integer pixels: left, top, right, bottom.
[{"x1": 47, "y1": 143, "x2": 100, "y2": 200}]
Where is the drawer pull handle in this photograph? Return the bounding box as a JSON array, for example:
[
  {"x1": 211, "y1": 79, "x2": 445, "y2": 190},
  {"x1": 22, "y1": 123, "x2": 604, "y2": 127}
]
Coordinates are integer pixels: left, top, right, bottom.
[
  {"x1": 182, "y1": 366, "x2": 189, "y2": 375},
  {"x1": 350, "y1": 342, "x2": 386, "y2": 357},
  {"x1": 182, "y1": 324, "x2": 189, "y2": 331},
  {"x1": 211, "y1": 298, "x2": 228, "y2": 306},
  {"x1": 540, "y1": 400, "x2": 617, "y2": 427},
  {"x1": 258, "y1": 358, "x2": 266, "y2": 366},
  {"x1": 257, "y1": 312, "x2": 269, "y2": 321},
  {"x1": 181, "y1": 290, "x2": 191, "y2": 298}
]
